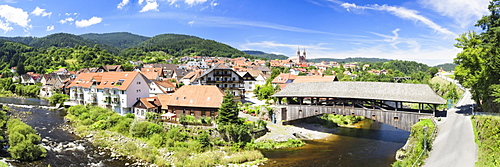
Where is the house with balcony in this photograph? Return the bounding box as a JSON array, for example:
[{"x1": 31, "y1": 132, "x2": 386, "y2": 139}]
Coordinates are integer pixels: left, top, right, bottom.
[
  {"x1": 237, "y1": 72, "x2": 256, "y2": 93},
  {"x1": 65, "y1": 72, "x2": 150, "y2": 115},
  {"x1": 196, "y1": 63, "x2": 245, "y2": 101},
  {"x1": 39, "y1": 74, "x2": 71, "y2": 97}
]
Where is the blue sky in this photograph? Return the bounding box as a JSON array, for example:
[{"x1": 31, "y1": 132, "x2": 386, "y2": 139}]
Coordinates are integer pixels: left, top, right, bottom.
[{"x1": 0, "y1": 0, "x2": 491, "y2": 65}]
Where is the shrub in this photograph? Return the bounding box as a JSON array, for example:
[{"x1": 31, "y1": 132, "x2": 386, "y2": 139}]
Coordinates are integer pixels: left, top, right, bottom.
[
  {"x1": 7, "y1": 119, "x2": 46, "y2": 161},
  {"x1": 48, "y1": 93, "x2": 69, "y2": 105},
  {"x1": 68, "y1": 105, "x2": 88, "y2": 116},
  {"x1": 129, "y1": 121, "x2": 150, "y2": 138},
  {"x1": 471, "y1": 115, "x2": 500, "y2": 167},
  {"x1": 146, "y1": 123, "x2": 163, "y2": 137},
  {"x1": 148, "y1": 133, "x2": 166, "y2": 148}
]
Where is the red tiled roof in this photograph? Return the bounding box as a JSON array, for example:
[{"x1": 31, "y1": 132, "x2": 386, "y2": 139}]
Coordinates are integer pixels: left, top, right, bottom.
[
  {"x1": 67, "y1": 72, "x2": 144, "y2": 90},
  {"x1": 167, "y1": 85, "x2": 225, "y2": 108},
  {"x1": 272, "y1": 73, "x2": 297, "y2": 84},
  {"x1": 293, "y1": 75, "x2": 337, "y2": 83}
]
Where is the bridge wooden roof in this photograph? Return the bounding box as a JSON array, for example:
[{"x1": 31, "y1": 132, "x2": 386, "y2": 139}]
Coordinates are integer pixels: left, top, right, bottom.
[{"x1": 272, "y1": 81, "x2": 446, "y2": 104}]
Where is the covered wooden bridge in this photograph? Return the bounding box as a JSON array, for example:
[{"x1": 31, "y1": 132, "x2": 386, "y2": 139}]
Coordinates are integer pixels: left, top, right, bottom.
[{"x1": 271, "y1": 82, "x2": 446, "y2": 131}]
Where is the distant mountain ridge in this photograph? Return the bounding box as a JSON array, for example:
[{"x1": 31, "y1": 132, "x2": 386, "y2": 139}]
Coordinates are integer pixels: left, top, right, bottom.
[
  {"x1": 79, "y1": 32, "x2": 150, "y2": 49},
  {"x1": 243, "y1": 50, "x2": 288, "y2": 60}
]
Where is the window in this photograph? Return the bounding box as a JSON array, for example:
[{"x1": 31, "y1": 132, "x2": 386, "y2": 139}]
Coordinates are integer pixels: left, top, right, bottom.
[
  {"x1": 249, "y1": 82, "x2": 253, "y2": 84},
  {"x1": 183, "y1": 109, "x2": 186, "y2": 114},
  {"x1": 202, "y1": 111, "x2": 206, "y2": 117},
  {"x1": 136, "y1": 89, "x2": 141, "y2": 93},
  {"x1": 190, "y1": 109, "x2": 194, "y2": 116},
  {"x1": 183, "y1": 97, "x2": 186, "y2": 100},
  {"x1": 208, "y1": 77, "x2": 211, "y2": 81},
  {"x1": 210, "y1": 111, "x2": 215, "y2": 117},
  {"x1": 137, "y1": 81, "x2": 141, "y2": 84}
]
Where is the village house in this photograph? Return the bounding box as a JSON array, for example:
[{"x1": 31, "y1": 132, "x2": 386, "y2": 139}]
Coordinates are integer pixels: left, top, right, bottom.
[
  {"x1": 163, "y1": 85, "x2": 224, "y2": 119},
  {"x1": 237, "y1": 72, "x2": 257, "y2": 93},
  {"x1": 272, "y1": 73, "x2": 297, "y2": 89},
  {"x1": 20, "y1": 74, "x2": 36, "y2": 85},
  {"x1": 97, "y1": 65, "x2": 125, "y2": 72},
  {"x1": 65, "y1": 72, "x2": 150, "y2": 115},
  {"x1": 39, "y1": 74, "x2": 71, "y2": 97},
  {"x1": 149, "y1": 80, "x2": 177, "y2": 96},
  {"x1": 196, "y1": 63, "x2": 245, "y2": 100},
  {"x1": 132, "y1": 96, "x2": 162, "y2": 119}
]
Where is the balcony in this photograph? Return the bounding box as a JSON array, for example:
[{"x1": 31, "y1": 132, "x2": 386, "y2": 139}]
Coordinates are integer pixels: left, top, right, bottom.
[
  {"x1": 111, "y1": 101, "x2": 120, "y2": 105},
  {"x1": 102, "y1": 91, "x2": 111, "y2": 97},
  {"x1": 88, "y1": 98, "x2": 97, "y2": 103},
  {"x1": 213, "y1": 71, "x2": 231, "y2": 76}
]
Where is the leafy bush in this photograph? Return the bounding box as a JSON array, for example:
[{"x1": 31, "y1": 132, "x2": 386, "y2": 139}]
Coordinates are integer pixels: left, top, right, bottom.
[
  {"x1": 392, "y1": 119, "x2": 435, "y2": 167},
  {"x1": 472, "y1": 115, "x2": 500, "y2": 167},
  {"x1": 48, "y1": 93, "x2": 69, "y2": 105},
  {"x1": 7, "y1": 119, "x2": 46, "y2": 161}
]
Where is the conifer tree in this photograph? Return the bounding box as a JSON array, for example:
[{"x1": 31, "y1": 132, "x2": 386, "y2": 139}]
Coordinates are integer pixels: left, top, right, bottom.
[{"x1": 216, "y1": 90, "x2": 241, "y2": 125}]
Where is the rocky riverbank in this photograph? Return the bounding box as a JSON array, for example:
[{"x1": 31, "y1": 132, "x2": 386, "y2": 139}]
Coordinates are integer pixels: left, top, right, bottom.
[{"x1": 256, "y1": 123, "x2": 336, "y2": 142}]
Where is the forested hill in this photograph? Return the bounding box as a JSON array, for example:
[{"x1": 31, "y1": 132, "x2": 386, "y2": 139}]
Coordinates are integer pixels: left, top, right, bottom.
[
  {"x1": 80, "y1": 32, "x2": 150, "y2": 49},
  {"x1": 243, "y1": 50, "x2": 288, "y2": 60},
  {"x1": 308, "y1": 57, "x2": 391, "y2": 63},
  {"x1": 434, "y1": 63, "x2": 456, "y2": 71},
  {"x1": 122, "y1": 34, "x2": 253, "y2": 59},
  {"x1": 0, "y1": 36, "x2": 35, "y2": 44},
  {"x1": 0, "y1": 33, "x2": 120, "y2": 54}
]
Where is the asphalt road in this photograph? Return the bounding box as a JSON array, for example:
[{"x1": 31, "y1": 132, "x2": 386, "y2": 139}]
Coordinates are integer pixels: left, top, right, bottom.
[{"x1": 423, "y1": 89, "x2": 477, "y2": 167}]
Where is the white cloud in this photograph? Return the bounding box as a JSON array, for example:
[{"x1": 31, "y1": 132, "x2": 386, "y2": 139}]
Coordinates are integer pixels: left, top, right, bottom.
[
  {"x1": 185, "y1": 0, "x2": 208, "y2": 6},
  {"x1": 117, "y1": 0, "x2": 130, "y2": 9},
  {"x1": 188, "y1": 20, "x2": 195, "y2": 26},
  {"x1": 0, "y1": 5, "x2": 30, "y2": 29},
  {"x1": 419, "y1": 0, "x2": 489, "y2": 28},
  {"x1": 140, "y1": 0, "x2": 159, "y2": 12},
  {"x1": 31, "y1": 6, "x2": 52, "y2": 17},
  {"x1": 139, "y1": 0, "x2": 145, "y2": 5},
  {"x1": 0, "y1": 20, "x2": 13, "y2": 33},
  {"x1": 75, "y1": 17, "x2": 102, "y2": 28},
  {"x1": 341, "y1": 3, "x2": 456, "y2": 37},
  {"x1": 46, "y1": 25, "x2": 54, "y2": 31},
  {"x1": 59, "y1": 17, "x2": 74, "y2": 24},
  {"x1": 210, "y1": 1, "x2": 218, "y2": 7},
  {"x1": 167, "y1": 0, "x2": 179, "y2": 5}
]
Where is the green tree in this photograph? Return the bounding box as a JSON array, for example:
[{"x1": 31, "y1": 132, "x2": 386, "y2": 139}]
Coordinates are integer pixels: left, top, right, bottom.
[
  {"x1": 48, "y1": 93, "x2": 69, "y2": 105},
  {"x1": 454, "y1": 1, "x2": 500, "y2": 111},
  {"x1": 216, "y1": 91, "x2": 241, "y2": 125},
  {"x1": 7, "y1": 119, "x2": 46, "y2": 161}
]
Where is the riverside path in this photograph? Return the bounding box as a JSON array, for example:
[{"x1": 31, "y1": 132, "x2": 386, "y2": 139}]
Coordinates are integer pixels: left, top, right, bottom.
[{"x1": 423, "y1": 89, "x2": 477, "y2": 167}]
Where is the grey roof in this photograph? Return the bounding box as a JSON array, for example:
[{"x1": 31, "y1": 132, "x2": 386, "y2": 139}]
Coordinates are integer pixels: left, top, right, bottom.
[{"x1": 272, "y1": 81, "x2": 446, "y2": 104}]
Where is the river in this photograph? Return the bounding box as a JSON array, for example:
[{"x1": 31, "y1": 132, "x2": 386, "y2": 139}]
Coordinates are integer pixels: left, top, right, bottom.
[
  {"x1": 0, "y1": 97, "x2": 136, "y2": 167},
  {"x1": 0, "y1": 97, "x2": 410, "y2": 167},
  {"x1": 261, "y1": 119, "x2": 410, "y2": 167}
]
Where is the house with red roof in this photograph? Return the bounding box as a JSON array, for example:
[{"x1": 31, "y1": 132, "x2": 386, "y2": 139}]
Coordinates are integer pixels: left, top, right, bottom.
[
  {"x1": 65, "y1": 72, "x2": 150, "y2": 115},
  {"x1": 162, "y1": 85, "x2": 225, "y2": 119}
]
